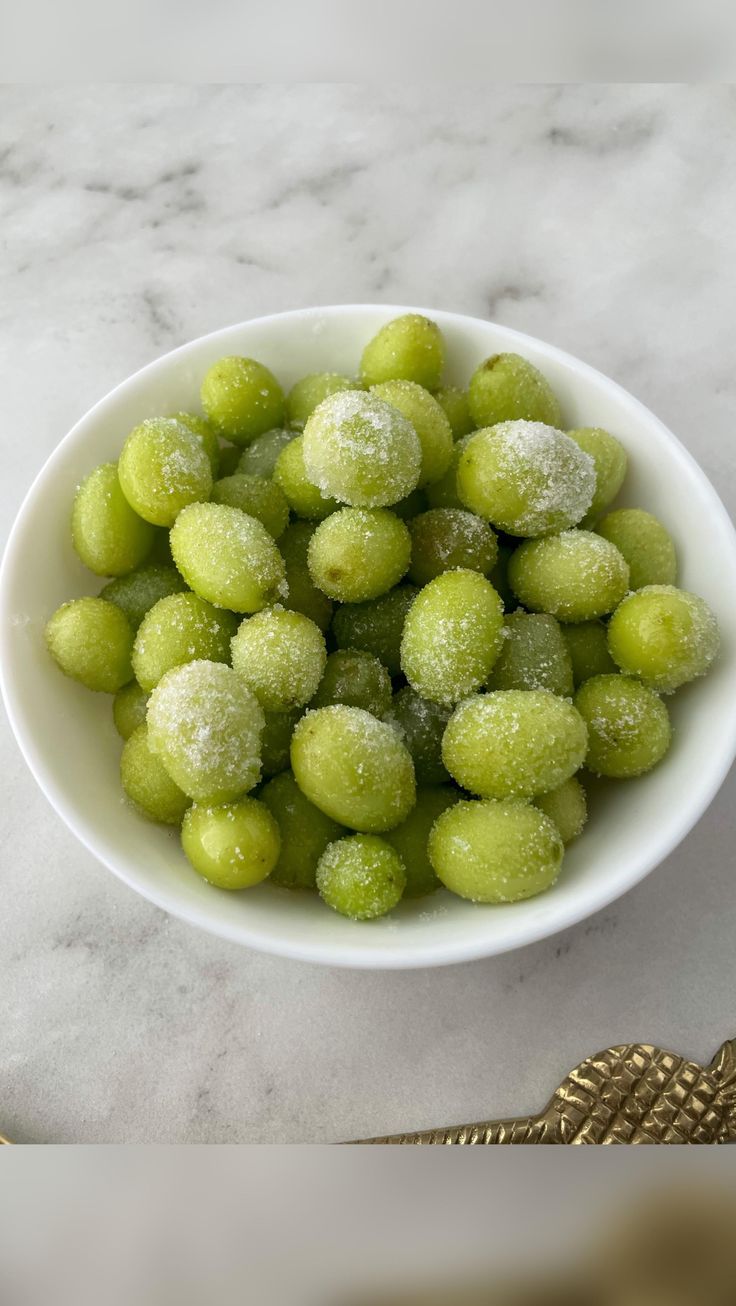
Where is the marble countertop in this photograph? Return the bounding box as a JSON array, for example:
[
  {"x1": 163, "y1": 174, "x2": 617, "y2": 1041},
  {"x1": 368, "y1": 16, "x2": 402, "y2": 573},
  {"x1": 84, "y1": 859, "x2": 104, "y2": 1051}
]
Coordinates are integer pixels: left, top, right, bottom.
[{"x1": 1, "y1": 84, "x2": 735, "y2": 1144}]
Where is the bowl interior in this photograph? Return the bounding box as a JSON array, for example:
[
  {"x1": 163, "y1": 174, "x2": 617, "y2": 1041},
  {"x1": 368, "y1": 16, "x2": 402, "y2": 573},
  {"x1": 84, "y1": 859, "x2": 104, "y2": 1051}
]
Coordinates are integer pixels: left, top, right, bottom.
[{"x1": 2, "y1": 305, "x2": 736, "y2": 968}]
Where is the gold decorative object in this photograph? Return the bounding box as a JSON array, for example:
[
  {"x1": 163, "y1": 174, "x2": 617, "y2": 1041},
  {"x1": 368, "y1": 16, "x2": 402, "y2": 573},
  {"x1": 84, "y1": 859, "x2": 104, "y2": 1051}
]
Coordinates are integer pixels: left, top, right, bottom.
[
  {"x1": 352, "y1": 1037, "x2": 736, "y2": 1144},
  {"x1": 0, "y1": 1133, "x2": 10, "y2": 1145}
]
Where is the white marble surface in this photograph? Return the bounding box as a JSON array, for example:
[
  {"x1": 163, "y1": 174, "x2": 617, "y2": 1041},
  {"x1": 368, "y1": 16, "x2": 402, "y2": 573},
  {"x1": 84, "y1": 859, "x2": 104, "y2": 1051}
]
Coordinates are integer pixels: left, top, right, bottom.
[{"x1": 1, "y1": 85, "x2": 735, "y2": 1143}]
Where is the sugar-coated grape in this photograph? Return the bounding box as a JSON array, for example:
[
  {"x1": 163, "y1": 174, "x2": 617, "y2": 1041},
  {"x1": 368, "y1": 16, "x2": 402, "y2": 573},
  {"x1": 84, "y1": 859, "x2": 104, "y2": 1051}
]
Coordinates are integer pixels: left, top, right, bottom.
[
  {"x1": 132, "y1": 591, "x2": 237, "y2": 692},
  {"x1": 561, "y1": 620, "x2": 617, "y2": 686},
  {"x1": 181, "y1": 797, "x2": 280, "y2": 889},
  {"x1": 407, "y1": 507, "x2": 498, "y2": 587},
  {"x1": 307, "y1": 507, "x2": 411, "y2": 603},
  {"x1": 172, "y1": 412, "x2": 221, "y2": 476},
  {"x1": 100, "y1": 563, "x2": 187, "y2": 632},
  {"x1": 200, "y1": 356, "x2": 285, "y2": 445},
  {"x1": 260, "y1": 770, "x2": 343, "y2": 890},
  {"x1": 45, "y1": 597, "x2": 133, "y2": 693},
  {"x1": 112, "y1": 680, "x2": 150, "y2": 740},
  {"x1": 217, "y1": 444, "x2": 243, "y2": 477},
  {"x1": 146, "y1": 660, "x2": 264, "y2": 803},
  {"x1": 400, "y1": 569, "x2": 504, "y2": 705},
  {"x1": 310, "y1": 649, "x2": 392, "y2": 718},
  {"x1": 386, "y1": 686, "x2": 451, "y2": 785},
  {"x1": 360, "y1": 313, "x2": 444, "y2": 391},
  {"x1": 331, "y1": 583, "x2": 419, "y2": 676},
  {"x1": 487, "y1": 612, "x2": 574, "y2": 697},
  {"x1": 607, "y1": 585, "x2": 719, "y2": 692},
  {"x1": 302, "y1": 390, "x2": 421, "y2": 508},
  {"x1": 286, "y1": 373, "x2": 361, "y2": 430},
  {"x1": 384, "y1": 786, "x2": 459, "y2": 897},
  {"x1": 508, "y1": 530, "x2": 630, "y2": 622},
  {"x1": 370, "y1": 380, "x2": 454, "y2": 487},
  {"x1": 211, "y1": 473, "x2": 289, "y2": 539},
  {"x1": 118, "y1": 418, "x2": 213, "y2": 527},
  {"x1": 425, "y1": 433, "x2": 474, "y2": 510},
  {"x1": 120, "y1": 724, "x2": 190, "y2": 825},
  {"x1": 468, "y1": 353, "x2": 562, "y2": 429},
  {"x1": 170, "y1": 501, "x2": 286, "y2": 613},
  {"x1": 567, "y1": 427, "x2": 627, "y2": 523},
  {"x1": 273, "y1": 434, "x2": 340, "y2": 520},
  {"x1": 442, "y1": 689, "x2": 587, "y2": 800},
  {"x1": 260, "y1": 709, "x2": 302, "y2": 778},
  {"x1": 231, "y1": 607, "x2": 326, "y2": 711},
  {"x1": 316, "y1": 834, "x2": 406, "y2": 920},
  {"x1": 534, "y1": 776, "x2": 587, "y2": 844},
  {"x1": 72, "y1": 462, "x2": 154, "y2": 577},
  {"x1": 238, "y1": 428, "x2": 294, "y2": 479},
  {"x1": 279, "y1": 521, "x2": 333, "y2": 631},
  {"x1": 457, "y1": 421, "x2": 595, "y2": 536},
  {"x1": 434, "y1": 386, "x2": 474, "y2": 438},
  {"x1": 429, "y1": 798, "x2": 563, "y2": 903},
  {"x1": 291, "y1": 705, "x2": 416, "y2": 832},
  {"x1": 596, "y1": 508, "x2": 677, "y2": 590},
  {"x1": 575, "y1": 674, "x2": 671, "y2": 777}
]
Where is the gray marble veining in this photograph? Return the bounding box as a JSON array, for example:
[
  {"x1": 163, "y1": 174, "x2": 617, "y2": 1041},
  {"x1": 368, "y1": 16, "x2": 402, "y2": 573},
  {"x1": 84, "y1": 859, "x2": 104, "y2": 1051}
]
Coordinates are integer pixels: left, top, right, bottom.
[{"x1": 1, "y1": 84, "x2": 735, "y2": 1142}]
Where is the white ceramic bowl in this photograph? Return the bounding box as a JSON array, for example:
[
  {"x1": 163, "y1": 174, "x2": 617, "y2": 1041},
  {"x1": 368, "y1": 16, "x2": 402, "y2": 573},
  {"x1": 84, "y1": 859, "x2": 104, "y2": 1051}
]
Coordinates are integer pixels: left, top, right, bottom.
[{"x1": 2, "y1": 306, "x2": 736, "y2": 969}]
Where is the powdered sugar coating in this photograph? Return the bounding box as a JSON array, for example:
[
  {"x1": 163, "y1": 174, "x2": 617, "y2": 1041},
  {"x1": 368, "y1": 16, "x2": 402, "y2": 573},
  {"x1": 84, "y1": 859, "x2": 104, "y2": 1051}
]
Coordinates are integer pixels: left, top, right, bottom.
[
  {"x1": 429, "y1": 798, "x2": 563, "y2": 903},
  {"x1": 118, "y1": 418, "x2": 213, "y2": 527},
  {"x1": 231, "y1": 606, "x2": 327, "y2": 712},
  {"x1": 302, "y1": 390, "x2": 421, "y2": 507},
  {"x1": 508, "y1": 529, "x2": 630, "y2": 622},
  {"x1": 400, "y1": 569, "x2": 504, "y2": 706},
  {"x1": 170, "y1": 501, "x2": 286, "y2": 614},
  {"x1": 457, "y1": 420, "x2": 595, "y2": 536}
]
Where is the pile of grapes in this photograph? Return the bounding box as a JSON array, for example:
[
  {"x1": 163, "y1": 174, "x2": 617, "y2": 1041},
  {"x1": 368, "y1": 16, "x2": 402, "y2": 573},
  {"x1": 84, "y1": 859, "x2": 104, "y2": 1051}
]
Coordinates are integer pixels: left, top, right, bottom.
[{"x1": 45, "y1": 315, "x2": 720, "y2": 920}]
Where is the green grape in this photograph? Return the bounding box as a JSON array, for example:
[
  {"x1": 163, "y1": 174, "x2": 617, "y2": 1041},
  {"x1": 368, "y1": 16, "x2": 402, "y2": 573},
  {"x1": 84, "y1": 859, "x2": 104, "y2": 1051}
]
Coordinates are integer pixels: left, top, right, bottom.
[
  {"x1": 567, "y1": 427, "x2": 627, "y2": 523},
  {"x1": 260, "y1": 770, "x2": 343, "y2": 890},
  {"x1": 486, "y1": 612, "x2": 574, "y2": 697},
  {"x1": 425, "y1": 433, "x2": 474, "y2": 510},
  {"x1": 316, "y1": 834, "x2": 406, "y2": 920},
  {"x1": 331, "y1": 584, "x2": 419, "y2": 676},
  {"x1": 607, "y1": 585, "x2": 719, "y2": 692},
  {"x1": 100, "y1": 563, "x2": 187, "y2": 632},
  {"x1": 508, "y1": 530, "x2": 630, "y2": 622},
  {"x1": 400, "y1": 569, "x2": 504, "y2": 706},
  {"x1": 534, "y1": 776, "x2": 587, "y2": 844},
  {"x1": 71, "y1": 462, "x2": 154, "y2": 577},
  {"x1": 132, "y1": 591, "x2": 237, "y2": 692},
  {"x1": 442, "y1": 689, "x2": 588, "y2": 799},
  {"x1": 310, "y1": 649, "x2": 392, "y2": 718},
  {"x1": 370, "y1": 380, "x2": 454, "y2": 487},
  {"x1": 392, "y1": 487, "x2": 428, "y2": 521},
  {"x1": 291, "y1": 705, "x2": 416, "y2": 832},
  {"x1": 211, "y1": 473, "x2": 290, "y2": 539},
  {"x1": 407, "y1": 507, "x2": 498, "y2": 586},
  {"x1": 596, "y1": 508, "x2": 677, "y2": 590},
  {"x1": 575, "y1": 674, "x2": 672, "y2": 777},
  {"x1": 286, "y1": 372, "x2": 361, "y2": 429},
  {"x1": 429, "y1": 798, "x2": 563, "y2": 903},
  {"x1": 172, "y1": 412, "x2": 221, "y2": 476},
  {"x1": 468, "y1": 353, "x2": 562, "y2": 429},
  {"x1": 434, "y1": 386, "x2": 474, "y2": 438},
  {"x1": 120, "y1": 724, "x2": 190, "y2": 825},
  {"x1": 561, "y1": 621, "x2": 617, "y2": 686},
  {"x1": 260, "y1": 709, "x2": 303, "y2": 778},
  {"x1": 489, "y1": 537, "x2": 518, "y2": 612},
  {"x1": 170, "y1": 502, "x2": 286, "y2": 613},
  {"x1": 217, "y1": 444, "x2": 243, "y2": 477},
  {"x1": 384, "y1": 786, "x2": 459, "y2": 897},
  {"x1": 457, "y1": 421, "x2": 595, "y2": 536},
  {"x1": 146, "y1": 660, "x2": 264, "y2": 803},
  {"x1": 231, "y1": 607, "x2": 326, "y2": 711},
  {"x1": 118, "y1": 418, "x2": 213, "y2": 527},
  {"x1": 302, "y1": 391, "x2": 421, "y2": 508},
  {"x1": 307, "y1": 507, "x2": 411, "y2": 603},
  {"x1": 386, "y1": 686, "x2": 451, "y2": 785},
  {"x1": 200, "y1": 355, "x2": 285, "y2": 445},
  {"x1": 273, "y1": 434, "x2": 340, "y2": 520},
  {"x1": 360, "y1": 313, "x2": 444, "y2": 391},
  {"x1": 279, "y1": 521, "x2": 333, "y2": 631},
  {"x1": 238, "y1": 428, "x2": 294, "y2": 478},
  {"x1": 181, "y1": 797, "x2": 280, "y2": 889},
  {"x1": 112, "y1": 680, "x2": 150, "y2": 740},
  {"x1": 45, "y1": 597, "x2": 133, "y2": 693}
]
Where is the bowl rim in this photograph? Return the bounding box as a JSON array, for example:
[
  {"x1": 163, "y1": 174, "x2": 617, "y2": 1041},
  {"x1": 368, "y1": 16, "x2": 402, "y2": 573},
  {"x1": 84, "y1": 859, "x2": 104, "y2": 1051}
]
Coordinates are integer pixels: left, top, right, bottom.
[{"x1": 2, "y1": 303, "x2": 736, "y2": 969}]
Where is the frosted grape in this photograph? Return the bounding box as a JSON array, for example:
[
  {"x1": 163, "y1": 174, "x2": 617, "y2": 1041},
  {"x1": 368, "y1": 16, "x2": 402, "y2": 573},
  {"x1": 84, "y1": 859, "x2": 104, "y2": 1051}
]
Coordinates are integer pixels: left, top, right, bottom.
[
  {"x1": 100, "y1": 563, "x2": 187, "y2": 632},
  {"x1": 487, "y1": 612, "x2": 574, "y2": 697},
  {"x1": 238, "y1": 427, "x2": 294, "y2": 478},
  {"x1": 561, "y1": 620, "x2": 617, "y2": 686},
  {"x1": 332, "y1": 583, "x2": 419, "y2": 676},
  {"x1": 120, "y1": 724, "x2": 190, "y2": 825},
  {"x1": 434, "y1": 386, "x2": 474, "y2": 438},
  {"x1": 607, "y1": 585, "x2": 719, "y2": 692},
  {"x1": 400, "y1": 569, "x2": 504, "y2": 705},
  {"x1": 118, "y1": 418, "x2": 213, "y2": 527},
  {"x1": 279, "y1": 521, "x2": 333, "y2": 631},
  {"x1": 534, "y1": 776, "x2": 587, "y2": 844},
  {"x1": 132, "y1": 591, "x2": 237, "y2": 691},
  {"x1": 575, "y1": 674, "x2": 672, "y2": 777},
  {"x1": 72, "y1": 462, "x2": 154, "y2": 576},
  {"x1": 170, "y1": 501, "x2": 286, "y2": 613},
  {"x1": 386, "y1": 686, "x2": 451, "y2": 785},
  {"x1": 45, "y1": 596, "x2": 133, "y2": 693},
  {"x1": 231, "y1": 607, "x2": 327, "y2": 711},
  {"x1": 429, "y1": 798, "x2": 563, "y2": 903},
  {"x1": 286, "y1": 372, "x2": 360, "y2": 430},
  {"x1": 360, "y1": 313, "x2": 444, "y2": 391},
  {"x1": 308, "y1": 508, "x2": 411, "y2": 603},
  {"x1": 211, "y1": 473, "x2": 290, "y2": 539},
  {"x1": 181, "y1": 797, "x2": 280, "y2": 889},
  {"x1": 316, "y1": 834, "x2": 406, "y2": 920},
  {"x1": 384, "y1": 786, "x2": 459, "y2": 897},
  {"x1": 567, "y1": 427, "x2": 627, "y2": 523},
  {"x1": 370, "y1": 380, "x2": 453, "y2": 487},
  {"x1": 112, "y1": 680, "x2": 150, "y2": 740},
  {"x1": 200, "y1": 356, "x2": 285, "y2": 445},
  {"x1": 508, "y1": 530, "x2": 630, "y2": 622},
  {"x1": 172, "y1": 412, "x2": 221, "y2": 476},
  {"x1": 310, "y1": 649, "x2": 392, "y2": 718},
  {"x1": 468, "y1": 353, "x2": 562, "y2": 429},
  {"x1": 261, "y1": 770, "x2": 343, "y2": 890},
  {"x1": 596, "y1": 508, "x2": 677, "y2": 590},
  {"x1": 408, "y1": 508, "x2": 498, "y2": 586},
  {"x1": 273, "y1": 434, "x2": 339, "y2": 521},
  {"x1": 302, "y1": 390, "x2": 421, "y2": 508}
]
